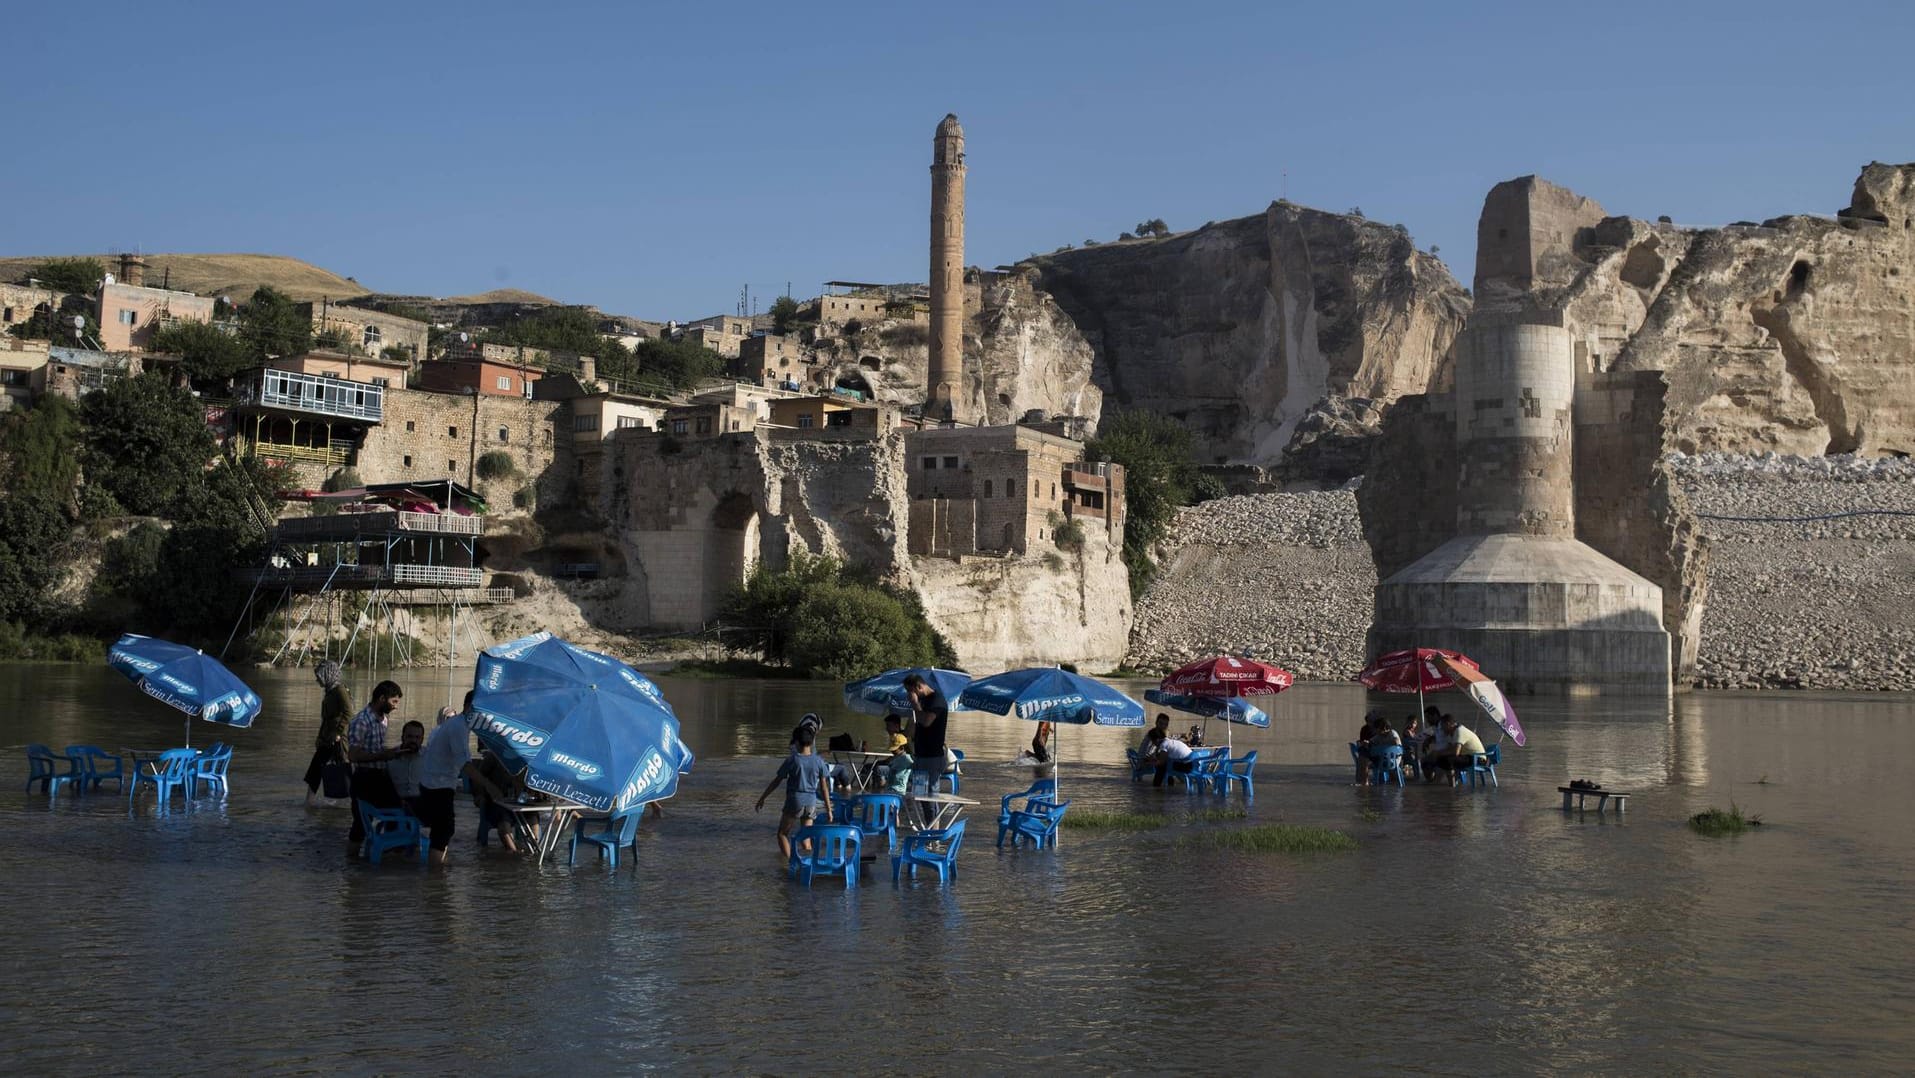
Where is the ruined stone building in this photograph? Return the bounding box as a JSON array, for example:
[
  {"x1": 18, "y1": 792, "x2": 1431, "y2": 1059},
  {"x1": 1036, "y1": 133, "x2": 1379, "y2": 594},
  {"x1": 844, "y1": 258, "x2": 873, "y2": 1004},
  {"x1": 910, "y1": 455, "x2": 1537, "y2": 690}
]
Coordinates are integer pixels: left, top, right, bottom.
[{"x1": 904, "y1": 425, "x2": 1125, "y2": 558}]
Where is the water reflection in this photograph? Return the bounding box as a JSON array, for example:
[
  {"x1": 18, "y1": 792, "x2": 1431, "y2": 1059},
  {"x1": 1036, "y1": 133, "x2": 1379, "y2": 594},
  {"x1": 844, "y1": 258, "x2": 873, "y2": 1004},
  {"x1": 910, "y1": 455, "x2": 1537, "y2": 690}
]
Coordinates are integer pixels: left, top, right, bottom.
[{"x1": 2, "y1": 665, "x2": 1912, "y2": 1071}]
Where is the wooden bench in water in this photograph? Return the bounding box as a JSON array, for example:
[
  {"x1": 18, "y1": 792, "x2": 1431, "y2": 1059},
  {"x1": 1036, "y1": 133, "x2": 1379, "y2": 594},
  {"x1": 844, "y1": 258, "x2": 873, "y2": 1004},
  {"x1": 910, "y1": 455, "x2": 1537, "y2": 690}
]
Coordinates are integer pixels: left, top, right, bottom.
[{"x1": 1559, "y1": 786, "x2": 1628, "y2": 813}]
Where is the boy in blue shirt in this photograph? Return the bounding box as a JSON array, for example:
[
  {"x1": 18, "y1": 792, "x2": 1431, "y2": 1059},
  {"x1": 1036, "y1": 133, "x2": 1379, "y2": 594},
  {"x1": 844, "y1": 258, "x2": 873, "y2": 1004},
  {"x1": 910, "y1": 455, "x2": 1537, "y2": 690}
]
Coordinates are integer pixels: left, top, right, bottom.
[{"x1": 755, "y1": 725, "x2": 833, "y2": 859}]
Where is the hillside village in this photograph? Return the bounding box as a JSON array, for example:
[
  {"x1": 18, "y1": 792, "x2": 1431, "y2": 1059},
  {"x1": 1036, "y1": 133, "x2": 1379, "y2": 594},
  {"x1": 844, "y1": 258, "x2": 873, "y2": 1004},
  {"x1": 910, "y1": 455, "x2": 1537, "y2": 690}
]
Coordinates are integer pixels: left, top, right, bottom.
[{"x1": 0, "y1": 251, "x2": 1130, "y2": 669}]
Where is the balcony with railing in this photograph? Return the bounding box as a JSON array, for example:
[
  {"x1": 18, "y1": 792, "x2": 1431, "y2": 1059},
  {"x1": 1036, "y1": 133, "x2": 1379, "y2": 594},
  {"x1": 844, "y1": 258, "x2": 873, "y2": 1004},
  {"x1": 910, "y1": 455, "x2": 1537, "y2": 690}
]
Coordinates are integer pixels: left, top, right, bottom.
[
  {"x1": 250, "y1": 563, "x2": 486, "y2": 590},
  {"x1": 238, "y1": 368, "x2": 384, "y2": 423},
  {"x1": 274, "y1": 509, "x2": 484, "y2": 542}
]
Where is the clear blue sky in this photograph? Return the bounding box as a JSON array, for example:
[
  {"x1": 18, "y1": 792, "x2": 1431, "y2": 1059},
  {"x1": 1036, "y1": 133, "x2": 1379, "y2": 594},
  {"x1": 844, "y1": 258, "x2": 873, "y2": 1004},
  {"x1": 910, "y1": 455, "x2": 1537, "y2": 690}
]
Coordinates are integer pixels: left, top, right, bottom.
[{"x1": 5, "y1": 1, "x2": 1911, "y2": 320}]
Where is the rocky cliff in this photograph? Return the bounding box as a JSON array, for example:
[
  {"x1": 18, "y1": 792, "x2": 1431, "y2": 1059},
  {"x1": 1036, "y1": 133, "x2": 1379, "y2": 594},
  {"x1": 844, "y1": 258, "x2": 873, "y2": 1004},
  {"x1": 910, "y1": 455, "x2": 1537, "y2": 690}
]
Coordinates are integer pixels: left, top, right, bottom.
[
  {"x1": 1025, "y1": 205, "x2": 1472, "y2": 466},
  {"x1": 1477, "y1": 164, "x2": 1915, "y2": 457},
  {"x1": 814, "y1": 273, "x2": 1103, "y2": 430}
]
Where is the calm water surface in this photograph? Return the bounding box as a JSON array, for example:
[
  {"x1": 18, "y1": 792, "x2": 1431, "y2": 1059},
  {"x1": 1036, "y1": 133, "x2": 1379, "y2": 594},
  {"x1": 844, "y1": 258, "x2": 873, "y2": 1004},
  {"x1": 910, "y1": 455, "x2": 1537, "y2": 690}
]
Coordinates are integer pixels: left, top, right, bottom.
[{"x1": 2, "y1": 664, "x2": 1911, "y2": 1074}]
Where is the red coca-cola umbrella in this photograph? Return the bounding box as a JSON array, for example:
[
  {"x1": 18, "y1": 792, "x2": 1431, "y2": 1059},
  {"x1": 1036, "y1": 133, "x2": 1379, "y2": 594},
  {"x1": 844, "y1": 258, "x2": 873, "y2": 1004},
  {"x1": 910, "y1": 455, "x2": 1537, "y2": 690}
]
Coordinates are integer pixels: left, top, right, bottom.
[
  {"x1": 1355, "y1": 647, "x2": 1481, "y2": 733},
  {"x1": 1161, "y1": 655, "x2": 1296, "y2": 697},
  {"x1": 1160, "y1": 655, "x2": 1294, "y2": 752}
]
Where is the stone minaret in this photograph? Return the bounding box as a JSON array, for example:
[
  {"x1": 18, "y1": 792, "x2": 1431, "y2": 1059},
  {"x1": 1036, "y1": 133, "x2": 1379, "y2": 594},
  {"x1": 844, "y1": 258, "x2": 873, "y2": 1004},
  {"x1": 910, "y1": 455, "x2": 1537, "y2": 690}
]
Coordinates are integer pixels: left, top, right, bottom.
[{"x1": 928, "y1": 113, "x2": 966, "y2": 422}]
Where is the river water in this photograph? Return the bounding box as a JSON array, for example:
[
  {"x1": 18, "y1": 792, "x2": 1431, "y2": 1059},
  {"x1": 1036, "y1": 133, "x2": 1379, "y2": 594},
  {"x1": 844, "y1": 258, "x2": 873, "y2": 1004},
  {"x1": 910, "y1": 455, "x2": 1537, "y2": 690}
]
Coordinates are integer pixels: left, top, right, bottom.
[{"x1": 2, "y1": 663, "x2": 1911, "y2": 1074}]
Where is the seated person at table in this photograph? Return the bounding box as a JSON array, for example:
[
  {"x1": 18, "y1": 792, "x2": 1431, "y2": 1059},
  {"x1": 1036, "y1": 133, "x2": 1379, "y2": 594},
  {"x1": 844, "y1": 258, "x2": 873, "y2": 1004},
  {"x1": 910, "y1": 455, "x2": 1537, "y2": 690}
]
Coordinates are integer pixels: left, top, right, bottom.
[
  {"x1": 1430, "y1": 716, "x2": 1487, "y2": 781},
  {"x1": 1140, "y1": 713, "x2": 1172, "y2": 754},
  {"x1": 387, "y1": 720, "x2": 428, "y2": 817},
  {"x1": 755, "y1": 726, "x2": 833, "y2": 859},
  {"x1": 1421, "y1": 715, "x2": 1455, "y2": 781},
  {"x1": 1355, "y1": 718, "x2": 1400, "y2": 784},
  {"x1": 470, "y1": 748, "x2": 525, "y2": 854},
  {"x1": 1399, "y1": 716, "x2": 1425, "y2": 776},
  {"x1": 1352, "y1": 710, "x2": 1381, "y2": 782},
  {"x1": 1141, "y1": 727, "x2": 1196, "y2": 788},
  {"x1": 884, "y1": 713, "x2": 911, "y2": 755}
]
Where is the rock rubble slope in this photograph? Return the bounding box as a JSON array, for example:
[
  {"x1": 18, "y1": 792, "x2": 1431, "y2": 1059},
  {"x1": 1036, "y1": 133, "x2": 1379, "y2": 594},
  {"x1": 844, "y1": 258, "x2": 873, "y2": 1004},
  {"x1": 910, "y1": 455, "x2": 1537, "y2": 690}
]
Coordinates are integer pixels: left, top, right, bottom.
[{"x1": 1129, "y1": 456, "x2": 1915, "y2": 691}]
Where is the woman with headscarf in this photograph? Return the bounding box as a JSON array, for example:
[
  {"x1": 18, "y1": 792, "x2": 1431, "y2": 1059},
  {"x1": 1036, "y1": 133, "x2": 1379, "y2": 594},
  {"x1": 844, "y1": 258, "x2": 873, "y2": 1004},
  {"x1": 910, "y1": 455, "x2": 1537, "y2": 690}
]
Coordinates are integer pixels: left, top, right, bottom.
[{"x1": 303, "y1": 660, "x2": 353, "y2": 806}]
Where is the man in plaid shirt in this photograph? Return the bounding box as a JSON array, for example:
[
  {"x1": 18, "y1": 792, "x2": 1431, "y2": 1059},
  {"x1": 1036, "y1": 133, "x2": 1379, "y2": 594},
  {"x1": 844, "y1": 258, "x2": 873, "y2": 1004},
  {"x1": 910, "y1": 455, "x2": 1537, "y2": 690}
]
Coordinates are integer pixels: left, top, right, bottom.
[{"x1": 345, "y1": 680, "x2": 412, "y2": 849}]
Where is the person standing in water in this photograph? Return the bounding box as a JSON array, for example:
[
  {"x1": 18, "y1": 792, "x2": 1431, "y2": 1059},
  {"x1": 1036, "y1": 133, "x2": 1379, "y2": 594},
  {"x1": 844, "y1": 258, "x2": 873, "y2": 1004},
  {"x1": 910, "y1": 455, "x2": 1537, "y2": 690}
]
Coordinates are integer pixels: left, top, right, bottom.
[{"x1": 303, "y1": 660, "x2": 352, "y2": 807}]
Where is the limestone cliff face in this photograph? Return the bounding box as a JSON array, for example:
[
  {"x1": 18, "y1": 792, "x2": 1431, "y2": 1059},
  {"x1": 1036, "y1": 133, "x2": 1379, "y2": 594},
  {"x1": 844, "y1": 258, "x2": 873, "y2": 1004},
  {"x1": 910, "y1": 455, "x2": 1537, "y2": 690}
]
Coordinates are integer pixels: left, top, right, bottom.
[
  {"x1": 1478, "y1": 164, "x2": 1915, "y2": 456},
  {"x1": 816, "y1": 274, "x2": 1103, "y2": 429},
  {"x1": 912, "y1": 526, "x2": 1131, "y2": 672},
  {"x1": 1028, "y1": 205, "x2": 1471, "y2": 465}
]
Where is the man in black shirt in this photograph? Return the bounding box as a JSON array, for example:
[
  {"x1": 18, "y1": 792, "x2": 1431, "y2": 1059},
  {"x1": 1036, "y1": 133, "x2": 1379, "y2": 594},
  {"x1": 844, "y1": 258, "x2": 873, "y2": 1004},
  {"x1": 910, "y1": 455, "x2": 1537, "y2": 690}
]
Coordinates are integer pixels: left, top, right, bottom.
[{"x1": 902, "y1": 674, "x2": 950, "y2": 811}]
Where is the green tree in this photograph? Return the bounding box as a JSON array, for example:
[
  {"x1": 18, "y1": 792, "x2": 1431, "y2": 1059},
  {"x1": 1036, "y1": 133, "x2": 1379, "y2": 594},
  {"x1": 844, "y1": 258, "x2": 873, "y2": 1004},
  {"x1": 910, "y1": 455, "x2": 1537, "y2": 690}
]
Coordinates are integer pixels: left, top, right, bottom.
[
  {"x1": 0, "y1": 492, "x2": 69, "y2": 625},
  {"x1": 27, "y1": 257, "x2": 105, "y2": 294},
  {"x1": 151, "y1": 319, "x2": 255, "y2": 384},
  {"x1": 786, "y1": 582, "x2": 943, "y2": 680},
  {"x1": 236, "y1": 286, "x2": 313, "y2": 361},
  {"x1": 721, "y1": 551, "x2": 842, "y2": 660},
  {"x1": 79, "y1": 373, "x2": 217, "y2": 516},
  {"x1": 1087, "y1": 410, "x2": 1223, "y2": 594},
  {"x1": 636, "y1": 337, "x2": 723, "y2": 390},
  {"x1": 487, "y1": 306, "x2": 636, "y2": 382},
  {"x1": 769, "y1": 295, "x2": 800, "y2": 335},
  {"x1": 1, "y1": 394, "x2": 81, "y2": 508},
  {"x1": 1135, "y1": 219, "x2": 1170, "y2": 238}
]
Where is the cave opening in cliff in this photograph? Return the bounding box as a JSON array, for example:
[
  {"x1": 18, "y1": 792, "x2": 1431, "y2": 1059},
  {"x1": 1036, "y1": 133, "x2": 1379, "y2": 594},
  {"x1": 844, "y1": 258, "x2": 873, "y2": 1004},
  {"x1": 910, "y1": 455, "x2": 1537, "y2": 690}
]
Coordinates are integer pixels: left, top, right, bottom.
[
  {"x1": 1787, "y1": 260, "x2": 1812, "y2": 297},
  {"x1": 836, "y1": 371, "x2": 872, "y2": 396}
]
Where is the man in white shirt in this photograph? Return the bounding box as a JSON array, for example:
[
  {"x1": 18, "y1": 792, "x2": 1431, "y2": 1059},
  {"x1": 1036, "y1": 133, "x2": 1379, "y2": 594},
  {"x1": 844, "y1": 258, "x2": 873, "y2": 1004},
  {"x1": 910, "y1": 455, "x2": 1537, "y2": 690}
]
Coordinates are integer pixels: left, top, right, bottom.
[
  {"x1": 415, "y1": 694, "x2": 496, "y2": 865},
  {"x1": 1142, "y1": 727, "x2": 1196, "y2": 788}
]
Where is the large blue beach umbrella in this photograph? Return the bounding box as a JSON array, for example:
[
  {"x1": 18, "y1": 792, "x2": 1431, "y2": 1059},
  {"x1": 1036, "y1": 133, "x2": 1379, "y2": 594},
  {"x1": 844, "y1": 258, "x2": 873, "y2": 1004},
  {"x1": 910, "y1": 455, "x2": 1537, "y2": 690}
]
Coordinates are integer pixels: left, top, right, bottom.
[
  {"x1": 959, "y1": 667, "x2": 1144, "y2": 801},
  {"x1": 470, "y1": 632, "x2": 686, "y2": 815},
  {"x1": 843, "y1": 667, "x2": 973, "y2": 718},
  {"x1": 107, "y1": 633, "x2": 262, "y2": 747}
]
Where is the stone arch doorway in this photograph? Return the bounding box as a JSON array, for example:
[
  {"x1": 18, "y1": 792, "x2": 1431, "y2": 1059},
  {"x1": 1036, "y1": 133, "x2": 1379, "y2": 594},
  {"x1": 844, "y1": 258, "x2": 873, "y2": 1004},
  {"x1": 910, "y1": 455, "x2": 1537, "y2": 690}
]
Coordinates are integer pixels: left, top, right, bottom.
[{"x1": 704, "y1": 491, "x2": 760, "y2": 619}]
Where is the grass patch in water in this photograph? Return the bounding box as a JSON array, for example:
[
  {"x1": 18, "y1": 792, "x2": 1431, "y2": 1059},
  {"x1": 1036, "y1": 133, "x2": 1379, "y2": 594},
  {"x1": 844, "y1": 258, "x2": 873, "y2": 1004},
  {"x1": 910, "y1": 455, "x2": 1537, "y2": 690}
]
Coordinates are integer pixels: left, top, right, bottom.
[
  {"x1": 1188, "y1": 807, "x2": 1248, "y2": 823},
  {"x1": 1062, "y1": 810, "x2": 1166, "y2": 831},
  {"x1": 1359, "y1": 809, "x2": 1384, "y2": 823},
  {"x1": 1181, "y1": 824, "x2": 1357, "y2": 854},
  {"x1": 1689, "y1": 803, "x2": 1764, "y2": 836}
]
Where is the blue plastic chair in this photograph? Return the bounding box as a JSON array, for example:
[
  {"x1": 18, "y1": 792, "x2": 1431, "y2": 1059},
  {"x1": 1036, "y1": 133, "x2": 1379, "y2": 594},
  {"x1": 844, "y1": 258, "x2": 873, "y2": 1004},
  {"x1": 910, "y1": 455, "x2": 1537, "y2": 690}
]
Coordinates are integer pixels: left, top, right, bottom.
[
  {"x1": 1126, "y1": 748, "x2": 1152, "y2": 782},
  {"x1": 1188, "y1": 749, "x2": 1229, "y2": 795},
  {"x1": 940, "y1": 749, "x2": 965, "y2": 794},
  {"x1": 893, "y1": 818, "x2": 966, "y2": 883},
  {"x1": 129, "y1": 749, "x2": 197, "y2": 806},
  {"x1": 569, "y1": 810, "x2": 640, "y2": 868},
  {"x1": 25, "y1": 744, "x2": 80, "y2": 794},
  {"x1": 1458, "y1": 744, "x2": 1500, "y2": 788},
  {"x1": 359, "y1": 802, "x2": 427, "y2": 864},
  {"x1": 1215, "y1": 750, "x2": 1258, "y2": 797},
  {"x1": 998, "y1": 798, "x2": 1070, "y2": 849},
  {"x1": 850, "y1": 792, "x2": 903, "y2": 854},
  {"x1": 188, "y1": 744, "x2": 234, "y2": 799},
  {"x1": 65, "y1": 746, "x2": 125, "y2": 792},
  {"x1": 997, "y1": 779, "x2": 1058, "y2": 830},
  {"x1": 788, "y1": 824, "x2": 861, "y2": 887},
  {"x1": 1370, "y1": 745, "x2": 1405, "y2": 787}
]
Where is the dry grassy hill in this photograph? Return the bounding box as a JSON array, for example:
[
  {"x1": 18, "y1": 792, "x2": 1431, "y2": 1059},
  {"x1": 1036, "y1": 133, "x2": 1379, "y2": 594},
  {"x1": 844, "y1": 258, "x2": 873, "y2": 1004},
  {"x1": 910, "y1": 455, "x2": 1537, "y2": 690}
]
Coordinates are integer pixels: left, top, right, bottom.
[
  {"x1": 440, "y1": 288, "x2": 560, "y2": 305},
  {"x1": 0, "y1": 253, "x2": 370, "y2": 302}
]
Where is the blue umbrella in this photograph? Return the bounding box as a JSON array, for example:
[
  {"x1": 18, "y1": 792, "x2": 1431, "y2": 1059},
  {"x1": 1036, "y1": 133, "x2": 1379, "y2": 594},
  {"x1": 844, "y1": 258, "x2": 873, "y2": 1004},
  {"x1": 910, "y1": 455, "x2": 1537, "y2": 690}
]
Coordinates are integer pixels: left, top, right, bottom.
[
  {"x1": 843, "y1": 667, "x2": 972, "y2": 717},
  {"x1": 470, "y1": 632, "x2": 686, "y2": 816},
  {"x1": 107, "y1": 633, "x2": 262, "y2": 747},
  {"x1": 1144, "y1": 688, "x2": 1268, "y2": 734},
  {"x1": 959, "y1": 667, "x2": 1144, "y2": 807}
]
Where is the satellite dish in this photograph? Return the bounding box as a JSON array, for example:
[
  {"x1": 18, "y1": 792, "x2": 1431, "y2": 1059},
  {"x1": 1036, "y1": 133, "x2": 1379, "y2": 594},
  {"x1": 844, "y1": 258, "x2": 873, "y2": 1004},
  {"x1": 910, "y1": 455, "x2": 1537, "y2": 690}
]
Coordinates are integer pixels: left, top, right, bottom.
[
  {"x1": 458, "y1": 332, "x2": 470, "y2": 343},
  {"x1": 103, "y1": 273, "x2": 116, "y2": 286},
  {"x1": 70, "y1": 315, "x2": 86, "y2": 329}
]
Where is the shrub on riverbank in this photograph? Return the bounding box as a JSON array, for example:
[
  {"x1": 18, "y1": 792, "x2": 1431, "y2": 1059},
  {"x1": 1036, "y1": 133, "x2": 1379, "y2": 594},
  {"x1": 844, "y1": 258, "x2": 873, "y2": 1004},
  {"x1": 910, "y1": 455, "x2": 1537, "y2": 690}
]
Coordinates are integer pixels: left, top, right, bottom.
[{"x1": 720, "y1": 553, "x2": 956, "y2": 679}]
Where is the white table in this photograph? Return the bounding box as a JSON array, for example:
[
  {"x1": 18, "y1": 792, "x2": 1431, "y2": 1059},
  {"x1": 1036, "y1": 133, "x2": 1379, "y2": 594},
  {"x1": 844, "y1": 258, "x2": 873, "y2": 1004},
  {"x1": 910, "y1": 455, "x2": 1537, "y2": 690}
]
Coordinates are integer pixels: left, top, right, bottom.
[
  {"x1": 493, "y1": 800, "x2": 582, "y2": 865},
  {"x1": 832, "y1": 750, "x2": 899, "y2": 791},
  {"x1": 907, "y1": 792, "x2": 978, "y2": 832}
]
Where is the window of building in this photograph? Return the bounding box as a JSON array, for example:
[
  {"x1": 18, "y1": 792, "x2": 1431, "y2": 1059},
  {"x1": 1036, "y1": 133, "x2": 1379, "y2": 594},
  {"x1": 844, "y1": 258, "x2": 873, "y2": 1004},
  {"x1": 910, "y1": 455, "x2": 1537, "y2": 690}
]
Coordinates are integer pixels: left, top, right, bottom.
[
  {"x1": 2, "y1": 307, "x2": 12, "y2": 323},
  {"x1": 617, "y1": 415, "x2": 642, "y2": 429},
  {"x1": 496, "y1": 376, "x2": 511, "y2": 391},
  {"x1": 322, "y1": 371, "x2": 340, "y2": 379},
  {"x1": 1032, "y1": 480, "x2": 1039, "y2": 496},
  {"x1": 2, "y1": 370, "x2": 26, "y2": 387},
  {"x1": 797, "y1": 414, "x2": 814, "y2": 428},
  {"x1": 695, "y1": 417, "x2": 712, "y2": 435},
  {"x1": 671, "y1": 419, "x2": 689, "y2": 435},
  {"x1": 984, "y1": 479, "x2": 993, "y2": 497},
  {"x1": 448, "y1": 459, "x2": 457, "y2": 472},
  {"x1": 448, "y1": 426, "x2": 458, "y2": 438},
  {"x1": 1051, "y1": 482, "x2": 1057, "y2": 499},
  {"x1": 118, "y1": 310, "x2": 137, "y2": 325},
  {"x1": 363, "y1": 325, "x2": 382, "y2": 349},
  {"x1": 406, "y1": 420, "x2": 415, "y2": 432},
  {"x1": 574, "y1": 414, "x2": 600, "y2": 433},
  {"x1": 403, "y1": 455, "x2": 412, "y2": 468},
  {"x1": 498, "y1": 426, "x2": 509, "y2": 442},
  {"x1": 372, "y1": 377, "x2": 389, "y2": 388},
  {"x1": 943, "y1": 456, "x2": 958, "y2": 469},
  {"x1": 922, "y1": 457, "x2": 937, "y2": 470}
]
